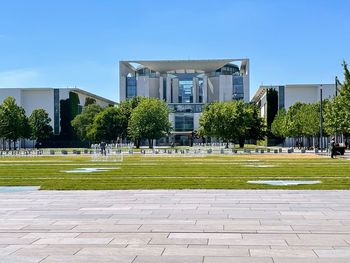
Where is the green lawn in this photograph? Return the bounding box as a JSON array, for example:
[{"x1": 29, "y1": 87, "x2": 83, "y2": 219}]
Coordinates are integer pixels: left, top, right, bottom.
[{"x1": 0, "y1": 154, "x2": 349, "y2": 190}]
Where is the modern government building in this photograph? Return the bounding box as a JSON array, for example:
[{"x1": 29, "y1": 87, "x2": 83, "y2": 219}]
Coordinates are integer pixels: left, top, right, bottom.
[{"x1": 119, "y1": 59, "x2": 250, "y2": 145}]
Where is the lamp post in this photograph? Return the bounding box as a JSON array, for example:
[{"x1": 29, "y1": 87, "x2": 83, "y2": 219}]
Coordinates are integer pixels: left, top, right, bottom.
[{"x1": 320, "y1": 85, "x2": 323, "y2": 152}]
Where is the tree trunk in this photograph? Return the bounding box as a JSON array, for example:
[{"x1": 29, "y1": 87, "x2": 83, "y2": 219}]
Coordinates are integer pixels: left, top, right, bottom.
[
  {"x1": 148, "y1": 139, "x2": 153, "y2": 149},
  {"x1": 135, "y1": 139, "x2": 140, "y2": 149},
  {"x1": 239, "y1": 138, "x2": 245, "y2": 148},
  {"x1": 225, "y1": 141, "x2": 229, "y2": 149}
]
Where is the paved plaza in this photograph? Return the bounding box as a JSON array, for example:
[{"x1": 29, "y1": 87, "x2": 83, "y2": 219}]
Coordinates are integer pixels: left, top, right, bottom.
[{"x1": 1, "y1": 190, "x2": 350, "y2": 262}]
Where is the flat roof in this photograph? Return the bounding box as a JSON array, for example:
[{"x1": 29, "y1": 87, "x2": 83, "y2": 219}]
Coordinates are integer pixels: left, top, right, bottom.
[
  {"x1": 251, "y1": 84, "x2": 334, "y2": 103},
  {"x1": 0, "y1": 87, "x2": 116, "y2": 105},
  {"x1": 121, "y1": 59, "x2": 249, "y2": 73}
]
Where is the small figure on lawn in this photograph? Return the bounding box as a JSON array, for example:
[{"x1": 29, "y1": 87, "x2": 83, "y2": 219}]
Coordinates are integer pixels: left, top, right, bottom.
[
  {"x1": 330, "y1": 137, "x2": 336, "y2": 159},
  {"x1": 100, "y1": 141, "x2": 106, "y2": 156}
]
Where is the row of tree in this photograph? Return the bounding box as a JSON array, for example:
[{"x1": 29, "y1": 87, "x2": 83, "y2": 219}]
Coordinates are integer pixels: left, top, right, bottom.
[
  {"x1": 198, "y1": 100, "x2": 265, "y2": 148},
  {"x1": 271, "y1": 102, "x2": 322, "y2": 146},
  {"x1": 0, "y1": 97, "x2": 53, "y2": 149},
  {"x1": 71, "y1": 97, "x2": 171, "y2": 148},
  {"x1": 72, "y1": 97, "x2": 264, "y2": 148},
  {"x1": 271, "y1": 61, "x2": 350, "y2": 145}
]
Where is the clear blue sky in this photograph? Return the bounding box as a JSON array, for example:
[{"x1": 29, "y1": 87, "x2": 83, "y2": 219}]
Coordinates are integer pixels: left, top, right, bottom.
[{"x1": 0, "y1": 0, "x2": 349, "y2": 102}]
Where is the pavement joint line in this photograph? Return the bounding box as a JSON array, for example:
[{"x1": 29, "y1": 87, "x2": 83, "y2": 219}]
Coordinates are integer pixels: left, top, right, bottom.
[
  {"x1": 38, "y1": 255, "x2": 49, "y2": 263},
  {"x1": 73, "y1": 247, "x2": 83, "y2": 255}
]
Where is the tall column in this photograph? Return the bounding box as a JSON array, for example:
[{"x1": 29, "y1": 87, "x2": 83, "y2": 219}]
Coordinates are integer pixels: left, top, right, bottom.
[
  {"x1": 193, "y1": 77, "x2": 198, "y2": 103},
  {"x1": 166, "y1": 77, "x2": 172, "y2": 103},
  {"x1": 119, "y1": 76, "x2": 126, "y2": 101},
  {"x1": 203, "y1": 76, "x2": 208, "y2": 103},
  {"x1": 173, "y1": 78, "x2": 179, "y2": 103},
  {"x1": 159, "y1": 77, "x2": 163, "y2": 100}
]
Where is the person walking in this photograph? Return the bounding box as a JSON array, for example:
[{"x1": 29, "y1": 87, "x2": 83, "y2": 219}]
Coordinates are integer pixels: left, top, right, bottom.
[{"x1": 330, "y1": 137, "x2": 336, "y2": 158}]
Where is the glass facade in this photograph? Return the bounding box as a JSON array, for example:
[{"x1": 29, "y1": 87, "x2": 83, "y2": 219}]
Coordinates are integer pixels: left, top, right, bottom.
[
  {"x1": 53, "y1": 89, "x2": 60, "y2": 135},
  {"x1": 163, "y1": 78, "x2": 167, "y2": 100},
  {"x1": 198, "y1": 78, "x2": 203, "y2": 103},
  {"x1": 232, "y1": 76, "x2": 244, "y2": 100},
  {"x1": 136, "y1": 68, "x2": 158, "y2": 78},
  {"x1": 168, "y1": 103, "x2": 203, "y2": 113},
  {"x1": 175, "y1": 114, "x2": 194, "y2": 131},
  {"x1": 278, "y1": 86, "x2": 285, "y2": 109},
  {"x1": 126, "y1": 76, "x2": 137, "y2": 98},
  {"x1": 179, "y1": 80, "x2": 193, "y2": 103},
  {"x1": 215, "y1": 64, "x2": 240, "y2": 75}
]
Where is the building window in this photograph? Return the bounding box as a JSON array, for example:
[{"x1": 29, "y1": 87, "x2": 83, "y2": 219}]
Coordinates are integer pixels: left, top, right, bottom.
[
  {"x1": 126, "y1": 76, "x2": 137, "y2": 98},
  {"x1": 179, "y1": 80, "x2": 193, "y2": 103},
  {"x1": 232, "y1": 76, "x2": 244, "y2": 100},
  {"x1": 175, "y1": 114, "x2": 194, "y2": 131},
  {"x1": 168, "y1": 104, "x2": 203, "y2": 113},
  {"x1": 198, "y1": 78, "x2": 203, "y2": 103},
  {"x1": 53, "y1": 89, "x2": 60, "y2": 135},
  {"x1": 163, "y1": 78, "x2": 167, "y2": 100},
  {"x1": 278, "y1": 86, "x2": 285, "y2": 109}
]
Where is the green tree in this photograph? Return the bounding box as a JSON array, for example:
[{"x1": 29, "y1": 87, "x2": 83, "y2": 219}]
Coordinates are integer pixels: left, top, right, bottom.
[
  {"x1": 300, "y1": 103, "x2": 320, "y2": 137},
  {"x1": 71, "y1": 104, "x2": 102, "y2": 141},
  {"x1": 241, "y1": 103, "x2": 266, "y2": 147},
  {"x1": 284, "y1": 102, "x2": 304, "y2": 139},
  {"x1": 119, "y1": 96, "x2": 143, "y2": 142},
  {"x1": 0, "y1": 97, "x2": 29, "y2": 149},
  {"x1": 324, "y1": 61, "x2": 350, "y2": 136},
  {"x1": 128, "y1": 98, "x2": 172, "y2": 148},
  {"x1": 199, "y1": 100, "x2": 263, "y2": 148},
  {"x1": 271, "y1": 108, "x2": 287, "y2": 138},
  {"x1": 324, "y1": 98, "x2": 343, "y2": 135},
  {"x1": 88, "y1": 106, "x2": 128, "y2": 143},
  {"x1": 29, "y1": 109, "x2": 53, "y2": 145}
]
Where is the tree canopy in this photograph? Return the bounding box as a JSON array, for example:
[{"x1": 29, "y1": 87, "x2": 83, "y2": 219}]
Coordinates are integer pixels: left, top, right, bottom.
[
  {"x1": 28, "y1": 108, "x2": 53, "y2": 144},
  {"x1": 199, "y1": 100, "x2": 265, "y2": 147},
  {"x1": 324, "y1": 61, "x2": 350, "y2": 135},
  {"x1": 88, "y1": 106, "x2": 128, "y2": 143},
  {"x1": 71, "y1": 104, "x2": 103, "y2": 141},
  {"x1": 271, "y1": 108, "x2": 286, "y2": 138},
  {"x1": 0, "y1": 97, "x2": 30, "y2": 148},
  {"x1": 128, "y1": 98, "x2": 172, "y2": 148}
]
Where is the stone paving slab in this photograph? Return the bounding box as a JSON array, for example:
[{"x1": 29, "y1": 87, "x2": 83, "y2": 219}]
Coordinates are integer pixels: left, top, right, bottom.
[{"x1": 0, "y1": 190, "x2": 350, "y2": 262}]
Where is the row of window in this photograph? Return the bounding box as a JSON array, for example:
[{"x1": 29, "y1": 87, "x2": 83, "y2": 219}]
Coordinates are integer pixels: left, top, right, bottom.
[
  {"x1": 168, "y1": 104, "x2": 204, "y2": 113},
  {"x1": 126, "y1": 76, "x2": 245, "y2": 101}
]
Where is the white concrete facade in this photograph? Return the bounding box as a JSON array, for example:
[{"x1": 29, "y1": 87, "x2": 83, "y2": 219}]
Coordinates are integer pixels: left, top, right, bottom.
[
  {"x1": 252, "y1": 84, "x2": 336, "y2": 119},
  {"x1": 119, "y1": 59, "x2": 250, "y2": 142},
  {"x1": 0, "y1": 87, "x2": 115, "y2": 147}
]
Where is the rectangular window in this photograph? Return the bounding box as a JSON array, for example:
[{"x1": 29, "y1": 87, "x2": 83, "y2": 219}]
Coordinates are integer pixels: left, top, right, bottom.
[
  {"x1": 198, "y1": 79, "x2": 203, "y2": 103},
  {"x1": 179, "y1": 80, "x2": 193, "y2": 103},
  {"x1": 53, "y1": 89, "x2": 60, "y2": 135},
  {"x1": 126, "y1": 77, "x2": 137, "y2": 98},
  {"x1": 175, "y1": 114, "x2": 194, "y2": 131},
  {"x1": 278, "y1": 86, "x2": 285, "y2": 109},
  {"x1": 163, "y1": 78, "x2": 167, "y2": 100},
  {"x1": 232, "y1": 76, "x2": 244, "y2": 100}
]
